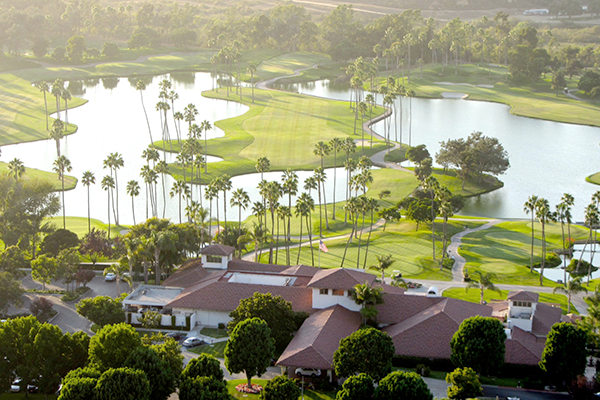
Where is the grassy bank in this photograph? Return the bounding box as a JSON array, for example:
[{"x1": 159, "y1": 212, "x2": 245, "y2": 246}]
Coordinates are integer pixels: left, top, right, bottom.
[
  {"x1": 0, "y1": 163, "x2": 76, "y2": 191},
  {"x1": 226, "y1": 379, "x2": 336, "y2": 400}
]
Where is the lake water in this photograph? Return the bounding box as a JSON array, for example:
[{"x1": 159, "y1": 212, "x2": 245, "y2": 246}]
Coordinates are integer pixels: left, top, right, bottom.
[
  {"x1": 3, "y1": 73, "x2": 600, "y2": 225},
  {"x1": 274, "y1": 80, "x2": 600, "y2": 221},
  {"x1": 536, "y1": 243, "x2": 600, "y2": 282}
]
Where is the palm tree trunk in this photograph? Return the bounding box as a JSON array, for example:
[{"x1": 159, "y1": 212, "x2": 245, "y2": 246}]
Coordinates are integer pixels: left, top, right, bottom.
[
  {"x1": 333, "y1": 152, "x2": 337, "y2": 220},
  {"x1": 530, "y1": 214, "x2": 535, "y2": 272},
  {"x1": 362, "y1": 209, "x2": 375, "y2": 270},
  {"x1": 43, "y1": 92, "x2": 48, "y2": 130},
  {"x1": 87, "y1": 186, "x2": 91, "y2": 233},
  {"x1": 297, "y1": 216, "x2": 304, "y2": 264},
  {"x1": 322, "y1": 181, "x2": 329, "y2": 230},
  {"x1": 140, "y1": 93, "x2": 153, "y2": 143},
  {"x1": 132, "y1": 196, "x2": 136, "y2": 225},
  {"x1": 540, "y1": 222, "x2": 546, "y2": 286},
  {"x1": 62, "y1": 177, "x2": 66, "y2": 229},
  {"x1": 308, "y1": 214, "x2": 314, "y2": 266},
  {"x1": 341, "y1": 217, "x2": 355, "y2": 268}
]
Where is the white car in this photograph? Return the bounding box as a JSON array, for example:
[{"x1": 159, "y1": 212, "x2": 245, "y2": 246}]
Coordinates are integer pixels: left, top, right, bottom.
[
  {"x1": 182, "y1": 337, "x2": 205, "y2": 347},
  {"x1": 295, "y1": 368, "x2": 321, "y2": 377},
  {"x1": 104, "y1": 273, "x2": 116, "y2": 282},
  {"x1": 11, "y1": 378, "x2": 22, "y2": 392}
]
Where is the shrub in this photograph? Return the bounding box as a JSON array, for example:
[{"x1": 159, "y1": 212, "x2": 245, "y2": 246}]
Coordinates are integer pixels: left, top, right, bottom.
[
  {"x1": 446, "y1": 367, "x2": 483, "y2": 399},
  {"x1": 415, "y1": 364, "x2": 430, "y2": 377},
  {"x1": 30, "y1": 297, "x2": 54, "y2": 321},
  {"x1": 567, "y1": 259, "x2": 597, "y2": 276}
]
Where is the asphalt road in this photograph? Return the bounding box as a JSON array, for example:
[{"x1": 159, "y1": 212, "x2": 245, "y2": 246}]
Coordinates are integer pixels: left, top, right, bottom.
[{"x1": 483, "y1": 385, "x2": 571, "y2": 400}]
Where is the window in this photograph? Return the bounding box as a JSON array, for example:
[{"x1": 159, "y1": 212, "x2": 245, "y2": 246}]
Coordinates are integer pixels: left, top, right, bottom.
[
  {"x1": 347, "y1": 290, "x2": 354, "y2": 298},
  {"x1": 206, "y1": 255, "x2": 221, "y2": 263},
  {"x1": 332, "y1": 289, "x2": 345, "y2": 296},
  {"x1": 319, "y1": 288, "x2": 329, "y2": 295},
  {"x1": 513, "y1": 301, "x2": 531, "y2": 307}
]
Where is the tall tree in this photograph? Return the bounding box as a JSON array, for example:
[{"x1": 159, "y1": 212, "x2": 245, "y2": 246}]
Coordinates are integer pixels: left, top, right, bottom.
[
  {"x1": 329, "y1": 137, "x2": 343, "y2": 220},
  {"x1": 49, "y1": 119, "x2": 64, "y2": 157},
  {"x1": 231, "y1": 188, "x2": 250, "y2": 256},
  {"x1": 103, "y1": 152, "x2": 124, "y2": 225},
  {"x1": 51, "y1": 79, "x2": 64, "y2": 121},
  {"x1": 333, "y1": 327, "x2": 394, "y2": 381},
  {"x1": 101, "y1": 175, "x2": 115, "y2": 239},
  {"x1": 53, "y1": 155, "x2": 72, "y2": 229},
  {"x1": 201, "y1": 120, "x2": 212, "y2": 173},
  {"x1": 523, "y1": 195, "x2": 539, "y2": 272},
  {"x1": 7, "y1": 158, "x2": 25, "y2": 181},
  {"x1": 295, "y1": 192, "x2": 315, "y2": 265},
  {"x1": 539, "y1": 322, "x2": 587, "y2": 386},
  {"x1": 535, "y1": 197, "x2": 556, "y2": 286},
  {"x1": 281, "y1": 169, "x2": 298, "y2": 265},
  {"x1": 82, "y1": 171, "x2": 96, "y2": 233},
  {"x1": 224, "y1": 318, "x2": 275, "y2": 388},
  {"x1": 36, "y1": 81, "x2": 50, "y2": 130},
  {"x1": 136, "y1": 80, "x2": 153, "y2": 143},
  {"x1": 351, "y1": 282, "x2": 384, "y2": 325},
  {"x1": 370, "y1": 254, "x2": 395, "y2": 281},
  {"x1": 61, "y1": 88, "x2": 71, "y2": 125},
  {"x1": 553, "y1": 277, "x2": 587, "y2": 314},
  {"x1": 450, "y1": 316, "x2": 505, "y2": 376},
  {"x1": 247, "y1": 63, "x2": 257, "y2": 103},
  {"x1": 126, "y1": 180, "x2": 140, "y2": 225},
  {"x1": 562, "y1": 193, "x2": 575, "y2": 240},
  {"x1": 170, "y1": 180, "x2": 190, "y2": 224}
]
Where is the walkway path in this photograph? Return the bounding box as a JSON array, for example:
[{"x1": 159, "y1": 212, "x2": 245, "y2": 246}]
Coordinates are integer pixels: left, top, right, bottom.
[{"x1": 256, "y1": 64, "x2": 317, "y2": 90}]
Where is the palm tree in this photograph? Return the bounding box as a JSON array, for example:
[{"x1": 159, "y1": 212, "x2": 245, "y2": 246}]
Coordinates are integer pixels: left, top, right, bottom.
[
  {"x1": 218, "y1": 175, "x2": 233, "y2": 227},
  {"x1": 186, "y1": 201, "x2": 209, "y2": 250},
  {"x1": 276, "y1": 205, "x2": 291, "y2": 264},
  {"x1": 424, "y1": 176, "x2": 439, "y2": 260},
  {"x1": 126, "y1": 180, "x2": 140, "y2": 225},
  {"x1": 247, "y1": 63, "x2": 258, "y2": 103},
  {"x1": 170, "y1": 180, "x2": 190, "y2": 223},
  {"x1": 201, "y1": 120, "x2": 212, "y2": 172},
  {"x1": 556, "y1": 201, "x2": 570, "y2": 283},
  {"x1": 51, "y1": 79, "x2": 63, "y2": 121},
  {"x1": 36, "y1": 81, "x2": 50, "y2": 130},
  {"x1": 61, "y1": 88, "x2": 71, "y2": 126},
  {"x1": 240, "y1": 222, "x2": 270, "y2": 263},
  {"x1": 466, "y1": 271, "x2": 501, "y2": 304},
  {"x1": 148, "y1": 230, "x2": 177, "y2": 285},
  {"x1": 173, "y1": 111, "x2": 184, "y2": 142},
  {"x1": 104, "y1": 152, "x2": 124, "y2": 225},
  {"x1": 523, "y1": 195, "x2": 539, "y2": 272},
  {"x1": 231, "y1": 188, "x2": 250, "y2": 250},
  {"x1": 358, "y1": 101, "x2": 368, "y2": 153},
  {"x1": 82, "y1": 171, "x2": 96, "y2": 232},
  {"x1": 49, "y1": 119, "x2": 64, "y2": 157},
  {"x1": 437, "y1": 186, "x2": 454, "y2": 270},
  {"x1": 341, "y1": 196, "x2": 360, "y2": 268},
  {"x1": 329, "y1": 137, "x2": 343, "y2": 220},
  {"x1": 352, "y1": 282, "x2": 384, "y2": 325},
  {"x1": 553, "y1": 277, "x2": 587, "y2": 313},
  {"x1": 7, "y1": 158, "x2": 25, "y2": 181},
  {"x1": 205, "y1": 181, "x2": 219, "y2": 237},
  {"x1": 140, "y1": 165, "x2": 158, "y2": 218},
  {"x1": 313, "y1": 167, "x2": 328, "y2": 235},
  {"x1": 101, "y1": 175, "x2": 115, "y2": 238},
  {"x1": 183, "y1": 103, "x2": 199, "y2": 132},
  {"x1": 281, "y1": 169, "x2": 298, "y2": 265},
  {"x1": 562, "y1": 193, "x2": 575, "y2": 241},
  {"x1": 370, "y1": 254, "x2": 395, "y2": 282},
  {"x1": 579, "y1": 203, "x2": 600, "y2": 285},
  {"x1": 155, "y1": 160, "x2": 168, "y2": 218},
  {"x1": 265, "y1": 180, "x2": 281, "y2": 263},
  {"x1": 255, "y1": 157, "x2": 270, "y2": 181},
  {"x1": 168, "y1": 90, "x2": 179, "y2": 140},
  {"x1": 313, "y1": 141, "x2": 330, "y2": 169},
  {"x1": 362, "y1": 197, "x2": 379, "y2": 270},
  {"x1": 104, "y1": 262, "x2": 132, "y2": 296},
  {"x1": 136, "y1": 80, "x2": 153, "y2": 143},
  {"x1": 53, "y1": 155, "x2": 72, "y2": 229},
  {"x1": 535, "y1": 198, "x2": 556, "y2": 286},
  {"x1": 296, "y1": 193, "x2": 315, "y2": 265}
]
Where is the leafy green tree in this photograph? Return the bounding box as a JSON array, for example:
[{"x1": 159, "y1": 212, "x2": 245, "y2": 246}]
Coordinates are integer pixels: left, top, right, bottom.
[
  {"x1": 181, "y1": 354, "x2": 224, "y2": 381},
  {"x1": 67, "y1": 35, "x2": 86, "y2": 61},
  {"x1": 0, "y1": 316, "x2": 43, "y2": 392},
  {"x1": 76, "y1": 295, "x2": 125, "y2": 327},
  {"x1": 0, "y1": 245, "x2": 27, "y2": 277},
  {"x1": 540, "y1": 322, "x2": 587, "y2": 385},
  {"x1": 88, "y1": 323, "x2": 142, "y2": 371},
  {"x1": 138, "y1": 310, "x2": 162, "y2": 330},
  {"x1": 378, "y1": 207, "x2": 401, "y2": 231},
  {"x1": 79, "y1": 228, "x2": 113, "y2": 264},
  {"x1": 57, "y1": 376, "x2": 98, "y2": 400},
  {"x1": 179, "y1": 376, "x2": 230, "y2": 400},
  {"x1": 102, "y1": 42, "x2": 120, "y2": 58},
  {"x1": 95, "y1": 367, "x2": 150, "y2": 400},
  {"x1": 41, "y1": 228, "x2": 80, "y2": 256},
  {"x1": 260, "y1": 375, "x2": 301, "y2": 400},
  {"x1": 336, "y1": 373, "x2": 374, "y2": 400},
  {"x1": 450, "y1": 316, "x2": 505, "y2": 376},
  {"x1": 334, "y1": 327, "x2": 394, "y2": 381},
  {"x1": 228, "y1": 293, "x2": 302, "y2": 352},
  {"x1": 552, "y1": 70, "x2": 567, "y2": 96},
  {"x1": 224, "y1": 317, "x2": 275, "y2": 387},
  {"x1": 0, "y1": 271, "x2": 24, "y2": 313},
  {"x1": 374, "y1": 371, "x2": 433, "y2": 400},
  {"x1": 446, "y1": 367, "x2": 483, "y2": 400},
  {"x1": 31, "y1": 254, "x2": 58, "y2": 290},
  {"x1": 125, "y1": 346, "x2": 177, "y2": 400}
]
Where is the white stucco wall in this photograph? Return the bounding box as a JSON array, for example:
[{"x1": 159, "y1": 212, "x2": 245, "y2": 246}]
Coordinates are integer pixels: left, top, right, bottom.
[
  {"x1": 201, "y1": 254, "x2": 229, "y2": 270},
  {"x1": 194, "y1": 310, "x2": 232, "y2": 327},
  {"x1": 311, "y1": 288, "x2": 361, "y2": 311}
]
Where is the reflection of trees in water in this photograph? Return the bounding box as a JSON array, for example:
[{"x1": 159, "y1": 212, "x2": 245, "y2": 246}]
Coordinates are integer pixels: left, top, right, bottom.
[
  {"x1": 67, "y1": 80, "x2": 86, "y2": 96},
  {"x1": 170, "y1": 72, "x2": 195, "y2": 86},
  {"x1": 82, "y1": 78, "x2": 100, "y2": 88},
  {"x1": 102, "y1": 77, "x2": 120, "y2": 90},
  {"x1": 127, "y1": 75, "x2": 154, "y2": 88}
]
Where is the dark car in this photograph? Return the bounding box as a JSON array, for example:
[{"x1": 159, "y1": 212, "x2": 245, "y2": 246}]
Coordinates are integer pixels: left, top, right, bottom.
[{"x1": 166, "y1": 332, "x2": 186, "y2": 341}]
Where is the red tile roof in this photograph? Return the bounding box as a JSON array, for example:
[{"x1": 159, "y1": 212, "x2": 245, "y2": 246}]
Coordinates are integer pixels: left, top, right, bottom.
[
  {"x1": 277, "y1": 305, "x2": 361, "y2": 370},
  {"x1": 531, "y1": 303, "x2": 562, "y2": 337},
  {"x1": 200, "y1": 244, "x2": 235, "y2": 256},
  {"x1": 505, "y1": 326, "x2": 546, "y2": 365},
  {"x1": 162, "y1": 262, "x2": 211, "y2": 288},
  {"x1": 507, "y1": 291, "x2": 539, "y2": 302},
  {"x1": 307, "y1": 268, "x2": 376, "y2": 290}
]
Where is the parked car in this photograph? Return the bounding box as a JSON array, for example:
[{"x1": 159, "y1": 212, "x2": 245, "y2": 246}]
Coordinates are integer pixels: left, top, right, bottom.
[
  {"x1": 104, "y1": 273, "x2": 116, "y2": 282},
  {"x1": 27, "y1": 380, "x2": 39, "y2": 393},
  {"x1": 11, "y1": 378, "x2": 22, "y2": 392},
  {"x1": 182, "y1": 337, "x2": 205, "y2": 347},
  {"x1": 295, "y1": 368, "x2": 321, "y2": 377},
  {"x1": 166, "y1": 332, "x2": 186, "y2": 341}
]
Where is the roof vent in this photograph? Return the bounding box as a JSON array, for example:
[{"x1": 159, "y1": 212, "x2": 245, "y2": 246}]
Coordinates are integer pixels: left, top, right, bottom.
[{"x1": 427, "y1": 286, "x2": 439, "y2": 297}]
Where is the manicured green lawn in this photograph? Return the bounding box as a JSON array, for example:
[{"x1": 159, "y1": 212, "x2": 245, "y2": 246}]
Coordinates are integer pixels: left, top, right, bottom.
[
  {"x1": 0, "y1": 74, "x2": 83, "y2": 146},
  {"x1": 442, "y1": 287, "x2": 577, "y2": 315},
  {"x1": 587, "y1": 172, "x2": 600, "y2": 185},
  {"x1": 259, "y1": 219, "x2": 485, "y2": 281},
  {"x1": 200, "y1": 327, "x2": 229, "y2": 339},
  {"x1": 0, "y1": 163, "x2": 76, "y2": 191},
  {"x1": 460, "y1": 220, "x2": 589, "y2": 286},
  {"x1": 226, "y1": 379, "x2": 337, "y2": 400},
  {"x1": 188, "y1": 341, "x2": 227, "y2": 358},
  {"x1": 45, "y1": 216, "x2": 129, "y2": 238}
]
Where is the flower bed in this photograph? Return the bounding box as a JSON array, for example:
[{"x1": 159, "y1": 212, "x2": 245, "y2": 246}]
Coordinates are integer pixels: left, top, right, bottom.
[{"x1": 235, "y1": 383, "x2": 263, "y2": 394}]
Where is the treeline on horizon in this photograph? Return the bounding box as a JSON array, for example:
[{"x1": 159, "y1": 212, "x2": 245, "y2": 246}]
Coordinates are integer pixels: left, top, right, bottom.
[{"x1": 1, "y1": 0, "x2": 600, "y2": 87}]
